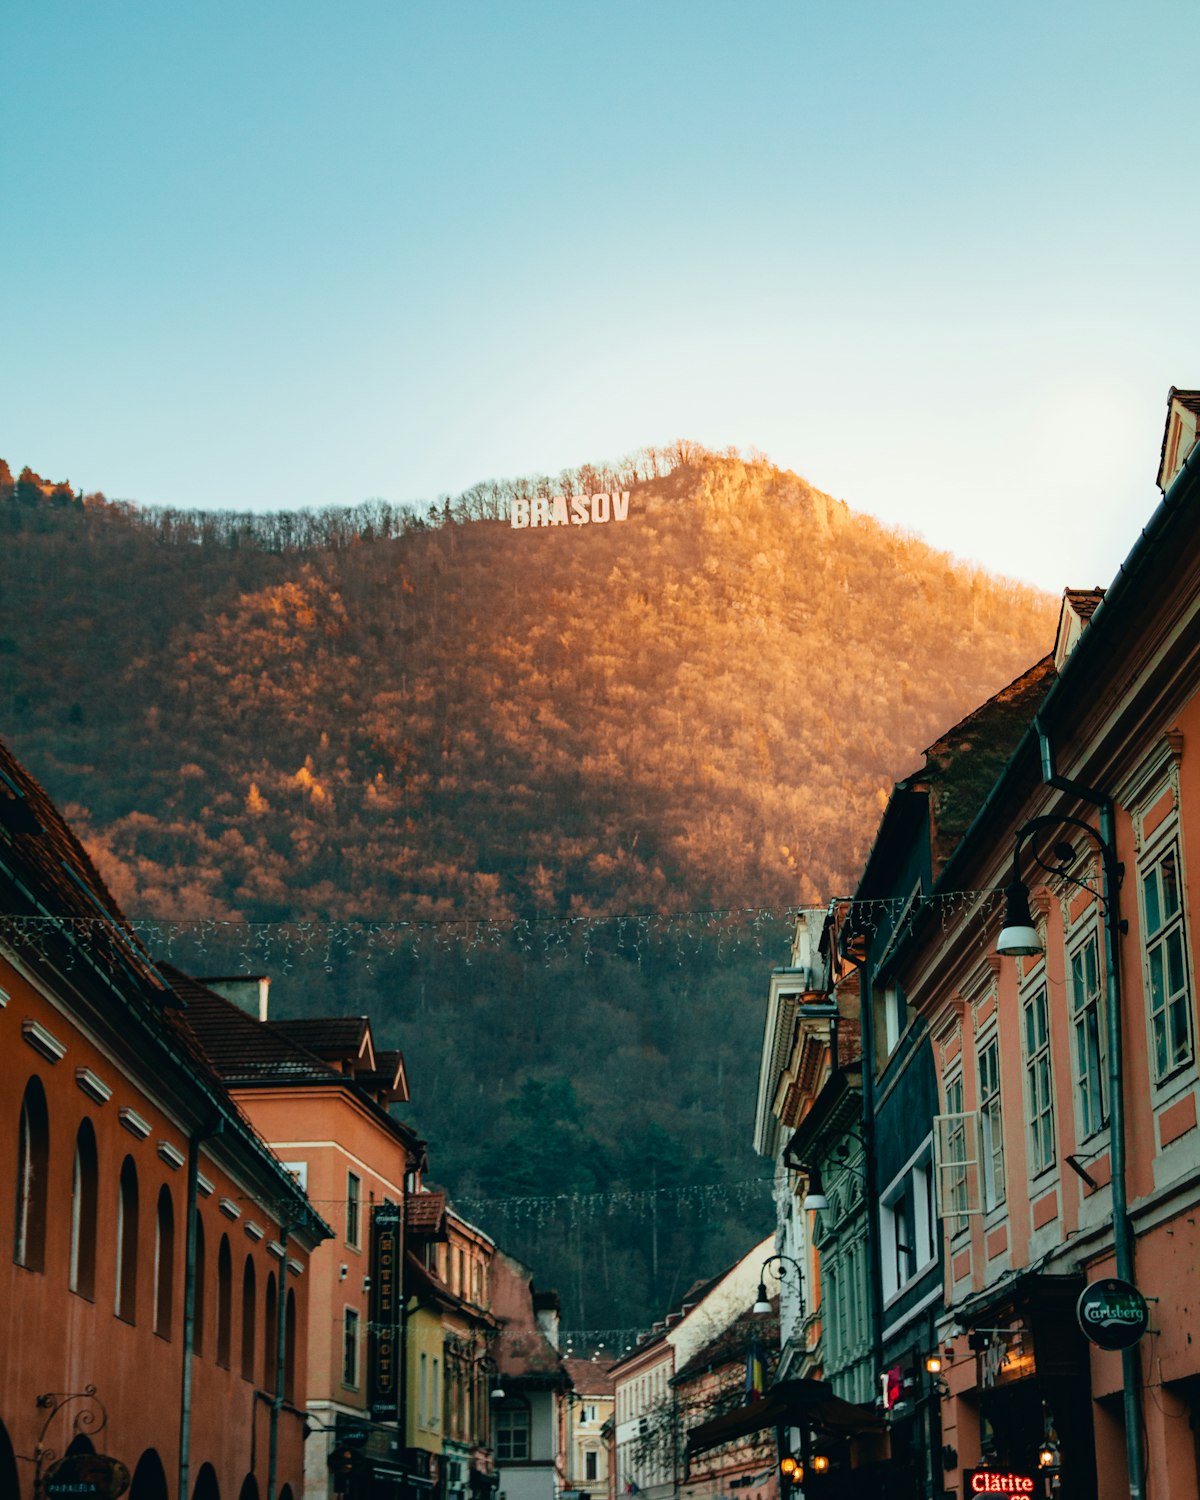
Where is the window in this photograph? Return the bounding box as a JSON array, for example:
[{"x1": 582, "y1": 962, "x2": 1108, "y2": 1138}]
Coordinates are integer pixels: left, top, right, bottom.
[
  {"x1": 115, "y1": 1156, "x2": 139, "y2": 1321},
  {"x1": 586, "y1": 1451, "x2": 598, "y2": 1481},
  {"x1": 70, "y1": 1120, "x2": 99, "y2": 1297},
  {"x1": 1143, "y1": 842, "x2": 1193, "y2": 1081},
  {"x1": 343, "y1": 1307, "x2": 360, "y2": 1388},
  {"x1": 1023, "y1": 984, "x2": 1056, "y2": 1176},
  {"x1": 14, "y1": 1077, "x2": 49, "y2": 1271},
  {"x1": 154, "y1": 1186, "x2": 175, "y2": 1338},
  {"x1": 1070, "y1": 928, "x2": 1107, "y2": 1136},
  {"x1": 216, "y1": 1235, "x2": 233, "y2": 1367},
  {"x1": 882, "y1": 984, "x2": 907, "y2": 1054},
  {"x1": 977, "y1": 1035, "x2": 1006, "y2": 1210},
  {"x1": 346, "y1": 1172, "x2": 361, "y2": 1248},
  {"x1": 264, "y1": 1272, "x2": 278, "y2": 1390},
  {"x1": 432, "y1": 1356, "x2": 441, "y2": 1429},
  {"x1": 939, "y1": 1073, "x2": 970, "y2": 1232},
  {"x1": 193, "y1": 1214, "x2": 206, "y2": 1356},
  {"x1": 879, "y1": 1145, "x2": 936, "y2": 1300},
  {"x1": 495, "y1": 1405, "x2": 530, "y2": 1460},
  {"x1": 419, "y1": 1351, "x2": 428, "y2": 1424},
  {"x1": 241, "y1": 1257, "x2": 257, "y2": 1380},
  {"x1": 284, "y1": 1289, "x2": 297, "y2": 1402}
]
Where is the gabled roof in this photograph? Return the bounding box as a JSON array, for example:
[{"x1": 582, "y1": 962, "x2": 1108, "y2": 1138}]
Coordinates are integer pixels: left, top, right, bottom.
[
  {"x1": 272, "y1": 1015, "x2": 377, "y2": 1073},
  {"x1": 491, "y1": 1251, "x2": 571, "y2": 1386},
  {"x1": 164, "y1": 967, "x2": 341, "y2": 1083}
]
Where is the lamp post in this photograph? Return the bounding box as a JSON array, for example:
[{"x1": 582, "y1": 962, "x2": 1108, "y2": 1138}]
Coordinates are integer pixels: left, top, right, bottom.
[
  {"x1": 996, "y1": 813, "x2": 1144, "y2": 1500},
  {"x1": 752, "y1": 1254, "x2": 805, "y2": 1317}
]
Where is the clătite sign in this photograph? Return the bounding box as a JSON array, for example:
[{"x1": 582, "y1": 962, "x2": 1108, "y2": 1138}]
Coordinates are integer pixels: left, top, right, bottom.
[
  {"x1": 511, "y1": 492, "x2": 630, "y2": 528},
  {"x1": 962, "y1": 1472, "x2": 1036, "y2": 1494}
]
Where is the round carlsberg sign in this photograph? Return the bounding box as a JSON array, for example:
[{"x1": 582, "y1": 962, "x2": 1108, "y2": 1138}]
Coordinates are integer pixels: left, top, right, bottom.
[{"x1": 1075, "y1": 1277, "x2": 1149, "y2": 1350}]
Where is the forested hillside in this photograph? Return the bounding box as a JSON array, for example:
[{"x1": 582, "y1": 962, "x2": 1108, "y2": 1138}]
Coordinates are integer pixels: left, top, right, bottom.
[{"x1": 0, "y1": 447, "x2": 1057, "y2": 1332}]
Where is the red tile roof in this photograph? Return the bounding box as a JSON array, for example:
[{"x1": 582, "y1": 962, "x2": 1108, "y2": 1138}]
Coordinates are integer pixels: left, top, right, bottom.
[{"x1": 407, "y1": 1191, "x2": 448, "y2": 1236}]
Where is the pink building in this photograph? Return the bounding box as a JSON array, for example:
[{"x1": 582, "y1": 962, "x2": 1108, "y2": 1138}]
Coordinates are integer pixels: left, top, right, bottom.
[{"x1": 888, "y1": 388, "x2": 1200, "y2": 1498}]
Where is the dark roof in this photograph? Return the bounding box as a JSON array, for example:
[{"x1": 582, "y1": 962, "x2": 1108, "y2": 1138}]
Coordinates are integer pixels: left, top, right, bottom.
[
  {"x1": 606, "y1": 1267, "x2": 737, "y2": 1372},
  {"x1": 0, "y1": 734, "x2": 168, "y2": 998},
  {"x1": 491, "y1": 1252, "x2": 570, "y2": 1385},
  {"x1": 672, "y1": 1303, "x2": 779, "y2": 1386},
  {"x1": 918, "y1": 653, "x2": 1058, "y2": 868},
  {"x1": 0, "y1": 739, "x2": 329, "y2": 1245},
  {"x1": 164, "y1": 967, "x2": 339, "y2": 1083},
  {"x1": 271, "y1": 1015, "x2": 374, "y2": 1067}
]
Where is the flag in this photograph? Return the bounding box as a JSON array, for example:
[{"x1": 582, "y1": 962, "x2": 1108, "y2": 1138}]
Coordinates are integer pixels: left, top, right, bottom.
[{"x1": 745, "y1": 1338, "x2": 766, "y2": 1403}]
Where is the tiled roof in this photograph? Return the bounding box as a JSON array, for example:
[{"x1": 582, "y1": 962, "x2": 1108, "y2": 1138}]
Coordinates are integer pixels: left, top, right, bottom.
[
  {"x1": 163, "y1": 966, "x2": 340, "y2": 1084},
  {"x1": 561, "y1": 1357, "x2": 617, "y2": 1395},
  {"x1": 0, "y1": 734, "x2": 167, "y2": 998},
  {"x1": 271, "y1": 1015, "x2": 374, "y2": 1067},
  {"x1": 491, "y1": 1252, "x2": 570, "y2": 1383},
  {"x1": 672, "y1": 1304, "x2": 780, "y2": 1386},
  {"x1": 355, "y1": 1048, "x2": 410, "y2": 1103},
  {"x1": 407, "y1": 1190, "x2": 448, "y2": 1234}
]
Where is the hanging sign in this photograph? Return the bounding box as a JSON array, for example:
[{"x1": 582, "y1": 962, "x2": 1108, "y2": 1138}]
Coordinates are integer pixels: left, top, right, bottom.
[
  {"x1": 1075, "y1": 1277, "x2": 1149, "y2": 1350},
  {"x1": 510, "y1": 492, "x2": 630, "y2": 528},
  {"x1": 369, "y1": 1203, "x2": 403, "y2": 1420},
  {"x1": 44, "y1": 1454, "x2": 130, "y2": 1499}
]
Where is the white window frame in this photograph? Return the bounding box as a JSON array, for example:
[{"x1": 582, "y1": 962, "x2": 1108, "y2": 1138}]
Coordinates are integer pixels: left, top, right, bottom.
[
  {"x1": 977, "y1": 1031, "x2": 1006, "y2": 1212},
  {"x1": 879, "y1": 1140, "x2": 936, "y2": 1304},
  {"x1": 1140, "y1": 835, "x2": 1194, "y2": 1086},
  {"x1": 1022, "y1": 980, "x2": 1056, "y2": 1178},
  {"x1": 1068, "y1": 922, "x2": 1108, "y2": 1139}
]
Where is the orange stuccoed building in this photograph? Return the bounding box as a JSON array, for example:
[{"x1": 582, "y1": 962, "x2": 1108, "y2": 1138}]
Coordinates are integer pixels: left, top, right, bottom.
[{"x1": 0, "y1": 738, "x2": 331, "y2": 1500}]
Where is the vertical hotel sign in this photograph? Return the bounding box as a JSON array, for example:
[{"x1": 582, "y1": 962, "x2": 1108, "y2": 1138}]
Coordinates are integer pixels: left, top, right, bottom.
[{"x1": 369, "y1": 1203, "x2": 402, "y2": 1421}]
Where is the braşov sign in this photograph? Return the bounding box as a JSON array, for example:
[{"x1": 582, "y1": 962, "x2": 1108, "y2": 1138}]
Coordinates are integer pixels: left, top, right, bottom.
[{"x1": 510, "y1": 492, "x2": 631, "y2": 528}]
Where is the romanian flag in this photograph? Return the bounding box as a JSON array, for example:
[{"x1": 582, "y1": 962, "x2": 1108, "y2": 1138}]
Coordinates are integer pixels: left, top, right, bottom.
[{"x1": 745, "y1": 1339, "x2": 766, "y2": 1403}]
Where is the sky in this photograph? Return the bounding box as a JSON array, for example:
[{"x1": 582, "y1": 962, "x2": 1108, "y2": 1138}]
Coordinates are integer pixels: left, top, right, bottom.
[{"x1": 2, "y1": 0, "x2": 1197, "y2": 595}]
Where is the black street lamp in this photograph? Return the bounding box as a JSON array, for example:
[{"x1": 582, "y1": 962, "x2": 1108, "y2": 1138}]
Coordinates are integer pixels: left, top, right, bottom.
[{"x1": 752, "y1": 1254, "x2": 804, "y2": 1317}]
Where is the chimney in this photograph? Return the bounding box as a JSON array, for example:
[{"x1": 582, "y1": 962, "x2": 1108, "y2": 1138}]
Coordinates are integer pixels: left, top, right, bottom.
[{"x1": 200, "y1": 975, "x2": 271, "y2": 1022}]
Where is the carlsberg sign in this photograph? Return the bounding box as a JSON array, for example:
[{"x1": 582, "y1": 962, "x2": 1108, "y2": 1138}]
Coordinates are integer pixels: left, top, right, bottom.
[{"x1": 511, "y1": 492, "x2": 630, "y2": 529}]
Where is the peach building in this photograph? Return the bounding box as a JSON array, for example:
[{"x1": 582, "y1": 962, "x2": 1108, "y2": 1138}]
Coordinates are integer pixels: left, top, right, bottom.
[
  {"x1": 0, "y1": 738, "x2": 330, "y2": 1500},
  {"x1": 167, "y1": 973, "x2": 426, "y2": 1500}
]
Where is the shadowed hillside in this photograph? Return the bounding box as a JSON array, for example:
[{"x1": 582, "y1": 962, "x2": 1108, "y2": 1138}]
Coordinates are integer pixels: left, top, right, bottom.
[{"x1": 0, "y1": 448, "x2": 1057, "y2": 1328}]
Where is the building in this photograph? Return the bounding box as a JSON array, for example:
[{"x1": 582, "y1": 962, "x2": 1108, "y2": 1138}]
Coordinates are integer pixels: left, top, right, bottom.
[
  {"x1": 169, "y1": 972, "x2": 425, "y2": 1499},
  {"x1": 897, "y1": 388, "x2": 1200, "y2": 1498},
  {"x1": 490, "y1": 1253, "x2": 573, "y2": 1500},
  {"x1": 609, "y1": 1237, "x2": 773, "y2": 1500},
  {"x1": 560, "y1": 1357, "x2": 614, "y2": 1500},
  {"x1": 0, "y1": 736, "x2": 330, "y2": 1500},
  {"x1": 416, "y1": 1207, "x2": 501, "y2": 1500}
]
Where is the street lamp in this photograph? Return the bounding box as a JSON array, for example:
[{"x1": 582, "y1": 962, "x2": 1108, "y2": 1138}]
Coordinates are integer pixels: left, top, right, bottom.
[
  {"x1": 996, "y1": 811, "x2": 1144, "y2": 1500},
  {"x1": 753, "y1": 1254, "x2": 804, "y2": 1316}
]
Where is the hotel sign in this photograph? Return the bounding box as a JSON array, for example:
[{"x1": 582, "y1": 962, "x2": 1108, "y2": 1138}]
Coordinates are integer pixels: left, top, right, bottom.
[
  {"x1": 510, "y1": 492, "x2": 630, "y2": 528},
  {"x1": 369, "y1": 1204, "x2": 403, "y2": 1421}
]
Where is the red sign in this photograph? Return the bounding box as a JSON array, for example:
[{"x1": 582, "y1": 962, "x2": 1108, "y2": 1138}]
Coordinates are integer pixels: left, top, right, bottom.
[{"x1": 963, "y1": 1471, "x2": 1034, "y2": 1494}]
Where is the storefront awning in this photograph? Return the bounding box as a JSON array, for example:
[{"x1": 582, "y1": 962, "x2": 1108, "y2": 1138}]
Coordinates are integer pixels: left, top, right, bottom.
[{"x1": 685, "y1": 1379, "x2": 883, "y2": 1461}]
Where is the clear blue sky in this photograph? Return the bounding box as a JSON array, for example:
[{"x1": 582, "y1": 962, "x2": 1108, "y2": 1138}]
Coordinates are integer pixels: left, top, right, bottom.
[{"x1": 2, "y1": 1, "x2": 1196, "y2": 593}]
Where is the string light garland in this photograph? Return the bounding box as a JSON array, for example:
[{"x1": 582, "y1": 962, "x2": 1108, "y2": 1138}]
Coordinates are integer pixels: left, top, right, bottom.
[{"x1": 0, "y1": 889, "x2": 1011, "y2": 971}]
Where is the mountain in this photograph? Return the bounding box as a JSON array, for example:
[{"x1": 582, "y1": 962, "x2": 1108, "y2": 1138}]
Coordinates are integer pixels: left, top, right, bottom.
[{"x1": 0, "y1": 447, "x2": 1056, "y2": 1331}]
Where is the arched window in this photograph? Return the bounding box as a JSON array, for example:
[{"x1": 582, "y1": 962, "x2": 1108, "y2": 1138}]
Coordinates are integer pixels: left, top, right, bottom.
[
  {"x1": 241, "y1": 1257, "x2": 257, "y2": 1381},
  {"x1": 154, "y1": 1186, "x2": 175, "y2": 1338},
  {"x1": 70, "y1": 1119, "x2": 99, "y2": 1297},
  {"x1": 216, "y1": 1235, "x2": 232, "y2": 1368},
  {"x1": 284, "y1": 1288, "x2": 297, "y2": 1403},
  {"x1": 264, "y1": 1271, "x2": 278, "y2": 1391},
  {"x1": 14, "y1": 1076, "x2": 49, "y2": 1271},
  {"x1": 115, "y1": 1156, "x2": 139, "y2": 1322},
  {"x1": 193, "y1": 1213, "x2": 207, "y2": 1357}
]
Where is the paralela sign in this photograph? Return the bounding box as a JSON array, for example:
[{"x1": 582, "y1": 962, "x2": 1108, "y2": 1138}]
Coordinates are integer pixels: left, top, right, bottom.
[
  {"x1": 510, "y1": 492, "x2": 630, "y2": 529},
  {"x1": 1075, "y1": 1276, "x2": 1149, "y2": 1350}
]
